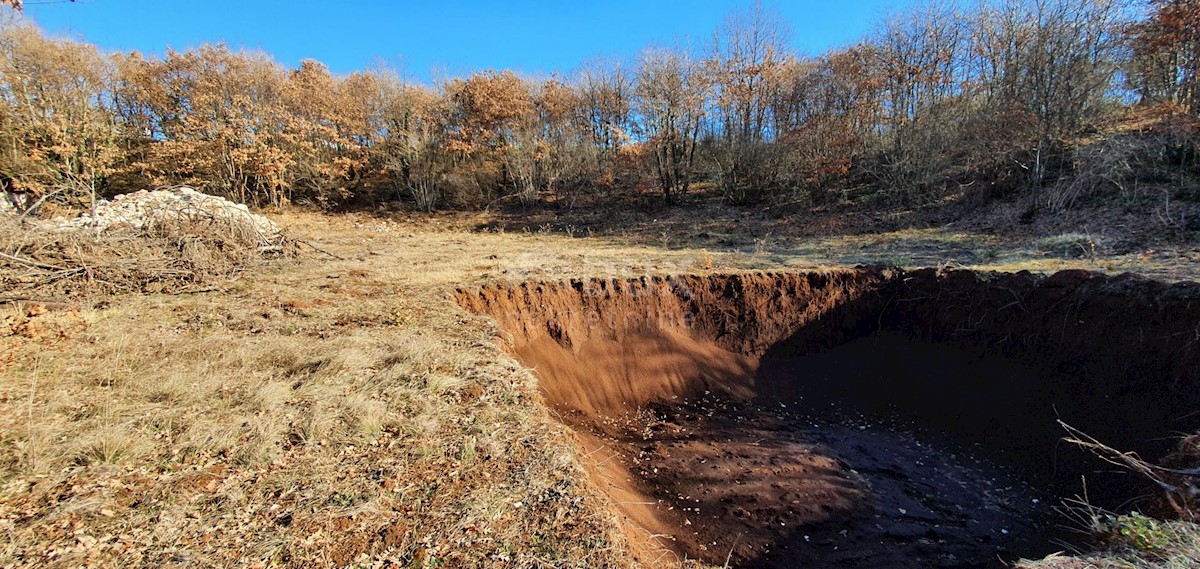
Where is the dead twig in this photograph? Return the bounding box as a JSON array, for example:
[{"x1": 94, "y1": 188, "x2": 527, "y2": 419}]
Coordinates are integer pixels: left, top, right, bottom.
[
  {"x1": 297, "y1": 238, "x2": 345, "y2": 260},
  {"x1": 0, "y1": 251, "x2": 70, "y2": 272},
  {"x1": 1061, "y1": 421, "x2": 1200, "y2": 478}
]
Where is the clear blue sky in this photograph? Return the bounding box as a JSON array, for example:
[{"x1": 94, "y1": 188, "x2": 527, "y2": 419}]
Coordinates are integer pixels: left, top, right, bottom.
[{"x1": 22, "y1": 0, "x2": 916, "y2": 82}]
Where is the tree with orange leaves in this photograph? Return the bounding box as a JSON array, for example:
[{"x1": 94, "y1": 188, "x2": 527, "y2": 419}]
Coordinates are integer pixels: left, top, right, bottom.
[
  {"x1": 0, "y1": 25, "x2": 119, "y2": 213},
  {"x1": 1130, "y1": 0, "x2": 1199, "y2": 114}
]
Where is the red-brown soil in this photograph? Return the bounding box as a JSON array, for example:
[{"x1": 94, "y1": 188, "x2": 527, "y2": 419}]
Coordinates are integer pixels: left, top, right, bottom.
[{"x1": 456, "y1": 268, "x2": 1200, "y2": 567}]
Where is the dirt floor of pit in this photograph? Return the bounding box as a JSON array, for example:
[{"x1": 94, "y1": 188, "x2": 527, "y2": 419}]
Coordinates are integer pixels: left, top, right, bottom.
[{"x1": 567, "y1": 393, "x2": 1054, "y2": 569}]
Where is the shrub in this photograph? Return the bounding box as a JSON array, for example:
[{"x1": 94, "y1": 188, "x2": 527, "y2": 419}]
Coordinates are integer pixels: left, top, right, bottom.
[{"x1": 1035, "y1": 232, "x2": 1099, "y2": 258}]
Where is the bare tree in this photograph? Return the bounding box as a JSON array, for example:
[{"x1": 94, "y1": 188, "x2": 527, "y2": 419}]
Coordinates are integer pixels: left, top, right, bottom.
[
  {"x1": 575, "y1": 57, "x2": 633, "y2": 164},
  {"x1": 971, "y1": 0, "x2": 1126, "y2": 195},
  {"x1": 873, "y1": 1, "x2": 970, "y2": 192},
  {"x1": 707, "y1": 1, "x2": 792, "y2": 202},
  {"x1": 634, "y1": 46, "x2": 709, "y2": 205}
]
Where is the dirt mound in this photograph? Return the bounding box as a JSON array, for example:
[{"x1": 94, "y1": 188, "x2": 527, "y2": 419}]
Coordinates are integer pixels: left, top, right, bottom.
[{"x1": 457, "y1": 269, "x2": 1200, "y2": 567}]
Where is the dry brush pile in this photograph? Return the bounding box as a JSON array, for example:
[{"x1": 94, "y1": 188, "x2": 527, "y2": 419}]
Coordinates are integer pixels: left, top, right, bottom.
[{"x1": 1, "y1": 188, "x2": 295, "y2": 298}]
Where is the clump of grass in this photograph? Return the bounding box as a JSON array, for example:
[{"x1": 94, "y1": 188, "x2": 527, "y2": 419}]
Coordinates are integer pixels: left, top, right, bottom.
[
  {"x1": 1019, "y1": 424, "x2": 1200, "y2": 569},
  {"x1": 1035, "y1": 232, "x2": 1099, "y2": 259},
  {"x1": 1097, "y1": 512, "x2": 1180, "y2": 556},
  {"x1": 1020, "y1": 509, "x2": 1200, "y2": 569}
]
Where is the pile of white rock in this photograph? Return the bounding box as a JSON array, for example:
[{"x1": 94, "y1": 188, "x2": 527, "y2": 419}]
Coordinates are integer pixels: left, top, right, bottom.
[{"x1": 45, "y1": 187, "x2": 284, "y2": 247}]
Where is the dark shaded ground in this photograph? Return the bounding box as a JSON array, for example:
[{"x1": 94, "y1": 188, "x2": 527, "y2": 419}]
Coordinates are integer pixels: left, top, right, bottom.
[{"x1": 583, "y1": 394, "x2": 1053, "y2": 568}]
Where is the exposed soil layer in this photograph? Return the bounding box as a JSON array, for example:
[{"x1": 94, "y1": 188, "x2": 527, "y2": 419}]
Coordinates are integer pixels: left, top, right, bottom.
[{"x1": 456, "y1": 269, "x2": 1200, "y2": 567}]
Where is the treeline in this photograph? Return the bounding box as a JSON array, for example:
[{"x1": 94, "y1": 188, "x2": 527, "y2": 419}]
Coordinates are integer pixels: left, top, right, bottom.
[{"x1": 1, "y1": 0, "x2": 1197, "y2": 214}]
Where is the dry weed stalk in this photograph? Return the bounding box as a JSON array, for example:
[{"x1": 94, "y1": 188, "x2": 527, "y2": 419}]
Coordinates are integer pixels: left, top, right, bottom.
[{"x1": 1060, "y1": 420, "x2": 1200, "y2": 521}]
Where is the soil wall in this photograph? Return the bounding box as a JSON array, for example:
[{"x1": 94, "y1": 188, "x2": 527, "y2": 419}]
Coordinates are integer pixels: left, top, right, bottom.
[
  {"x1": 456, "y1": 271, "x2": 887, "y2": 416},
  {"x1": 458, "y1": 268, "x2": 1200, "y2": 430}
]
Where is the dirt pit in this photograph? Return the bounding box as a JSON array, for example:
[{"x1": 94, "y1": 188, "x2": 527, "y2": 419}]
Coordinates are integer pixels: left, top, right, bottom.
[{"x1": 457, "y1": 269, "x2": 1200, "y2": 568}]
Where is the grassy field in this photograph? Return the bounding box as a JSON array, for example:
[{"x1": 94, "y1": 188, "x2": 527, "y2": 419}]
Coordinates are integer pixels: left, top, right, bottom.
[{"x1": 1, "y1": 211, "x2": 1198, "y2": 568}]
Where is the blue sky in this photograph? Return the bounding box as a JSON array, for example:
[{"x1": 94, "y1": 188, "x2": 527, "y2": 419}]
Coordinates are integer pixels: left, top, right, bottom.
[{"x1": 22, "y1": 1, "x2": 916, "y2": 81}]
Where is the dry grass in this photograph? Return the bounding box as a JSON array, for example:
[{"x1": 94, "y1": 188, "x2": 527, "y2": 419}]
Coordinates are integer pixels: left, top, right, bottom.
[
  {"x1": 1035, "y1": 232, "x2": 1100, "y2": 259},
  {"x1": 1, "y1": 210, "x2": 1198, "y2": 568},
  {"x1": 0, "y1": 212, "x2": 745, "y2": 568},
  {"x1": 1017, "y1": 512, "x2": 1200, "y2": 569}
]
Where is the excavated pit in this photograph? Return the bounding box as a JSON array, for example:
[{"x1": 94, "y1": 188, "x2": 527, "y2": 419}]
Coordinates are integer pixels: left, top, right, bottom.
[{"x1": 456, "y1": 268, "x2": 1200, "y2": 568}]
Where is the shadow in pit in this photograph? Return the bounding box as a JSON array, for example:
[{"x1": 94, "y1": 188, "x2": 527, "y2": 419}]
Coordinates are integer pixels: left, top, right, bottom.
[
  {"x1": 606, "y1": 394, "x2": 1051, "y2": 568},
  {"x1": 742, "y1": 268, "x2": 1200, "y2": 567}
]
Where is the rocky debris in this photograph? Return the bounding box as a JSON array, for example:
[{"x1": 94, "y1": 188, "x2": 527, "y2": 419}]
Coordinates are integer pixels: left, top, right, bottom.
[
  {"x1": 44, "y1": 187, "x2": 283, "y2": 247},
  {"x1": 1, "y1": 190, "x2": 29, "y2": 217}
]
